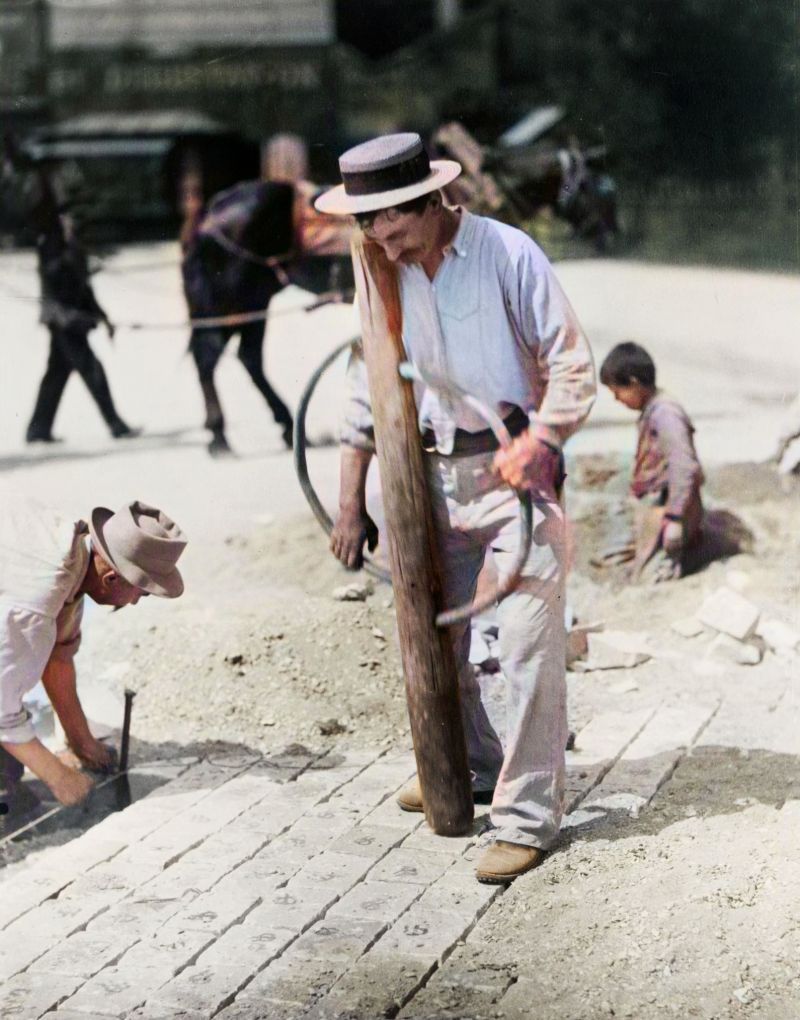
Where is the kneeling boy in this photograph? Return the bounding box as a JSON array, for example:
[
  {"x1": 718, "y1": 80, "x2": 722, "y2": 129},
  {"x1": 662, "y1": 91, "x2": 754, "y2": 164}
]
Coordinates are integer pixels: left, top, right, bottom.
[{"x1": 600, "y1": 342, "x2": 704, "y2": 580}]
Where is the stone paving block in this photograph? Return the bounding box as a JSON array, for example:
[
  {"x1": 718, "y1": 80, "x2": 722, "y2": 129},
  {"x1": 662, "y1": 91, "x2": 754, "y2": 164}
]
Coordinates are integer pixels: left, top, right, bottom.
[
  {"x1": 3, "y1": 894, "x2": 110, "y2": 943},
  {"x1": 134, "y1": 859, "x2": 226, "y2": 900},
  {"x1": 312, "y1": 955, "x2": 434, "y2": 1020},
  {"x1": 231, "y1": 848, "x2": 304, "y2": 889},
  {"x1": 28, "y1": 929, "x2": 130, "y2": 979},
  {"x1": 60, "y1": 858, "x2": 164, "y2": 901},
  {"x1": 129, "y1": 1007, "x2": 206, "y2": 1020},
  {"x1": 245, "y1": 883, "x2": 336, "y2": 932},
  {"x1": 400, "y1": 820, "x2": 484, "y2": 855},
  {"x1": 325, "y1": 823, "x2": 407, "y2": 860},
  {"x1": 416, "y1": 869, "x2": 501, "y2": 917},
  {"x1": 0, "y1": 929, "x2": 53, "y2": 981},
  {"x1": 365, "y1": 847, "x2": 451, "y2": 886},
  {"x1": 86, "y1": 894, "x2": 187, "y2": 940},
  {"x1": 361, "y1": 796, "x2": 424, "y2": 830},
  {"x1": 216, "y1": 997, "x2": 308, "y2": 1020},
  {"x1": 144, "y1": 959, "x2": 257, "y2": 1016},
  {"x1": 157, "y1": 880, "x2": 260, "y2": 938},
  {"x1": 266, "y1": 820, "x2": 344, "y2": 859},
  {"x1": 326, "y1": 879, "x2": 421, "y2": 924},
  {"x1": 2, "y1": 972, "x2": 84, "y2": 1018},
  {"x1": 240, "y1": 948, "x2": 348, "y2": 1008},
  {"x1": 564, "y1": 708, "x2": 656, "y2": 810},
  {"x1": 117, "y1": 928, "x2": 215, "y2": 980},
  {"x1": 291, "y1": 805, "x2": 362, "y2": 838},
  {"x1": 236, "y1": 801, "x2": 306, "y2": 839},
  {"x1": 60, "y1": 965, "x2": 175, "y2": 1017},
  {"x1": 40, "y1": 1013, "x2": 120, "y2": 1020},
  {"x1": 370, "y1": 904, "x2": 473, "y2": 963},
  {"x1": 195, "y1": 921, "x2": 295, "y2": 971},
  {"x1": 697, "y1": 585, "x2": 760, "y2": 640},
  {"x1": 290, "y1": 916, "x2": 387, "y2": 963},
  {"x1": 309, "y1": 748, "x2": 379, "y2": 771},
  {"x1": 288, "y1": 850, "x2": 373, "y2": 895}
]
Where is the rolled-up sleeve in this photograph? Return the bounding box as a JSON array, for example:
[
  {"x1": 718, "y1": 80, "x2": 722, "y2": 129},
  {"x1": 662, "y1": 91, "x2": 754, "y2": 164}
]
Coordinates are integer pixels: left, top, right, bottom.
[
  {"x1": 0, "y1": 606, "x2": 55, "y2": 744},
  {"x1": 510, "y1": 247, "x2": 596, "y2": 446},
  {"x1": 339, "y1": 342, "x2": 376, "y2": 453},
  {"x1": 51, "y1": 597, "x2": 83, "y2": 666}
]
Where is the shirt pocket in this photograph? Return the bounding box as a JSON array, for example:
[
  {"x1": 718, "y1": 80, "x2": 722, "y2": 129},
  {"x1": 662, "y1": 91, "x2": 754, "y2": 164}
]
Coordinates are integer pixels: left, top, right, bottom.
[{"x1": 436, "y1": 263, "x2": 480, "y2": 321}]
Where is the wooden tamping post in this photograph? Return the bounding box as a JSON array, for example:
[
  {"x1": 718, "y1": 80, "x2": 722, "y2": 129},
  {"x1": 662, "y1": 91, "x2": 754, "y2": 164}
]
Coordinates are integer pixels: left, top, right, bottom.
[{"x1": 351, "y1": 235, "x2": 473, "y2": 836}]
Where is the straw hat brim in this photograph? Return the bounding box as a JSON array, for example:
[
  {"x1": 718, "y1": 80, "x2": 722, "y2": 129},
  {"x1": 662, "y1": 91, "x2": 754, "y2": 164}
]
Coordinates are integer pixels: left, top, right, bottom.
[
  {"x1": 89, "y1": 507, "x2": 184, "y2": 599},
  {"x1": 314, "y1": 159, "x2": 462, "y2": 216}
]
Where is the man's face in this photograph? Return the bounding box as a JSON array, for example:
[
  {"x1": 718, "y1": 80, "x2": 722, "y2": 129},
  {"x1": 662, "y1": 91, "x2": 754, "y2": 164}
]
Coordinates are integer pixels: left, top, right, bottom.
[
  {"x1": 357, "y1": 204, "x2": 435, "y2": 265},
  {"x1": 607, "y1": 382, "x2": 649, "y2": 411},
  {"x1": 90, "y1": 553, "x2": 149, "y2": 608}
]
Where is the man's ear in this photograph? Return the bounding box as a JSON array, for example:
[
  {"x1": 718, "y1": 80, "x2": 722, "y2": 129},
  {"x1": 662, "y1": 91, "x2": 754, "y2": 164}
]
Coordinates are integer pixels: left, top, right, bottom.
[{"x1": 99, "y1": 567, "x2": 119, "y2": 590}]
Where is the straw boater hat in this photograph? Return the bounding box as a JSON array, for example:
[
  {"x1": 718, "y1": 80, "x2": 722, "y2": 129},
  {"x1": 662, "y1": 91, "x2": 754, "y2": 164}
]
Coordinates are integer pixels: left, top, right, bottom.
[
  {"x1": 89, "y1": 500, "x2": 187, "y2": 598},
  {"x1": 314, "y1": 132, "x2": 462, "y2": 216}
]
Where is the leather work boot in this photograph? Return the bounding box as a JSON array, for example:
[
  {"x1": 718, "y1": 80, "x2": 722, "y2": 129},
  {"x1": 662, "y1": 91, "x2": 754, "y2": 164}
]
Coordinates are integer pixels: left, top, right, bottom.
[
  {"x1": 396, "y1": 777, "x2": 495, "y2": 813},
  {"x1": 396, "y1": 776, "x2": 424, "y2": 812},
  {"x1": 475, "y1": 840, "x2": 543, "y2": 884}
]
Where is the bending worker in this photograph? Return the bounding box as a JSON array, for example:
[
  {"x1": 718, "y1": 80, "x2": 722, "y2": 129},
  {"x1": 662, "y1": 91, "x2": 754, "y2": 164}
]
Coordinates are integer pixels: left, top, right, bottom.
[
  {"x1": 0, "y1": 492, "x2": 187, "y2": 813},
  {"x1": 316, "y1": 133, "x2": 596, "y2": 883}
]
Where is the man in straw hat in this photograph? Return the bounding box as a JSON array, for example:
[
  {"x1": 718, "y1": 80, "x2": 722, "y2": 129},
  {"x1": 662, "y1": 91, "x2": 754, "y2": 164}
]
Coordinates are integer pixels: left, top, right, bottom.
[
  {"x1": 317, "y1": 133, "x2": 596, "y2": 882},
  {"x1": 0, "y1": 490, "x2": 187, "y2": 815}
]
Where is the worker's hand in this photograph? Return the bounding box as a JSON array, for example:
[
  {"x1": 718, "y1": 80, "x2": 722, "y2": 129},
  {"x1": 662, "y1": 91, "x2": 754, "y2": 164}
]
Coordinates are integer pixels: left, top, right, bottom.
[
  {"x1": 70, "y1": 737, "x2": 118, "y2": 774},
  {"x1": 661, "y1": 519, "x2": 684, "y2": 557},
  {"x1": 48, "y1": 765, "x2": 94, "y2": 807},
  {"x1": 493, "y1": 432, "x2": 561, "y2": 496},
  {"x1": 330, "y1": 506, "x2": 378, "y2": 570}
]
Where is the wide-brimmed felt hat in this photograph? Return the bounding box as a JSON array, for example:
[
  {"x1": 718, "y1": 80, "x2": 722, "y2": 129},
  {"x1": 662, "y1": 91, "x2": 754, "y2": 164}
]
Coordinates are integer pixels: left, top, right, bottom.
[
  {"x1": 89, "y1": 500, "x2": 187, "y2": 598},
  {"x1": 314, "y1": 132, "x2": 461, "y2": 216}
]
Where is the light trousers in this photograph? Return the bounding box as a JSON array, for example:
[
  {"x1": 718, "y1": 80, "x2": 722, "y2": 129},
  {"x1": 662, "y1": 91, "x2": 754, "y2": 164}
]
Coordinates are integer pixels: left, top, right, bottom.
[{"x1": 426, "y1": 449, "x2": 568, "y2": 850}]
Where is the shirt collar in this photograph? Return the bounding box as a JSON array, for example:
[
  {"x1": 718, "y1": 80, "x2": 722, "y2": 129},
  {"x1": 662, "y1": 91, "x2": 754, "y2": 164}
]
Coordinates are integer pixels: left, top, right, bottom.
[{"x1": 442, "y1": 207, "x2": 471, "y2": 258}]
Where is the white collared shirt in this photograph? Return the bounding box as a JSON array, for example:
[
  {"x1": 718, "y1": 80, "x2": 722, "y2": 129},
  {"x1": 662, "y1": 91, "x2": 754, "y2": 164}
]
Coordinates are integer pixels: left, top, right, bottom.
[
  {"x1": 0, "y1": 489, "x2": 88, "y2": 743},
  {"x1": 342, "y1": 209, "x2": 596, "y2": 454}
]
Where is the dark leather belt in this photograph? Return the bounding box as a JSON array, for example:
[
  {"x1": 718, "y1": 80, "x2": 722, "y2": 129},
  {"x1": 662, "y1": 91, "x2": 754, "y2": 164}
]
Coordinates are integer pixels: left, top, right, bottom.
[{"x1": 421, "y1": 406, "x2": 530, "y2": 457}]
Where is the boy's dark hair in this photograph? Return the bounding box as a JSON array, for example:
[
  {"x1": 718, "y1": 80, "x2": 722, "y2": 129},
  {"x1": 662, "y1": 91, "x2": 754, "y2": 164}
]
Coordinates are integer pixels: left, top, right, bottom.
[
  {"x1": 599, "y1": 342, "x2": 657, "y2": 387},
  {"x1": 354, "y1": 191, "x2": 436, "y2": 231}
]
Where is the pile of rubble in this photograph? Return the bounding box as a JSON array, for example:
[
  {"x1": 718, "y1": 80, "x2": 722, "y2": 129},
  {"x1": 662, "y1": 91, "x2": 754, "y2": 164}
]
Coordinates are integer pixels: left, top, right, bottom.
[{"x1": 566, "y1": 582, "x2": 798, "y2": 675}]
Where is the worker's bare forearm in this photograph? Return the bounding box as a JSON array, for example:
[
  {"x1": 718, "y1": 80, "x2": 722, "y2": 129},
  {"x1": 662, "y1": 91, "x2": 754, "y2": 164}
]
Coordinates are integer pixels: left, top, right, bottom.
[
  {"x1": 41, "y1": 658, "x2": 93, "y2": 750},
  {"x1": 1, "y1": 736, "x2": 65, "y2": 788},
  {"x1": 339, "y1": 444, "x2": 374, "y2": 512}
]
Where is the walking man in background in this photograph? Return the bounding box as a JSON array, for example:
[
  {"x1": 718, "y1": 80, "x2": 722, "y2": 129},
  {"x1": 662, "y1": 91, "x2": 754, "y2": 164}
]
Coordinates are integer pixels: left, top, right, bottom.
[
  {"x1": 25, "y1": 175, "x2": 138, "y2": 444},
  {"x1": 0, "y1": 492, "x2": 186, "y2": 815},
  {"x1": 317, "y1": 133, "x2": 596, "y2": 882}
]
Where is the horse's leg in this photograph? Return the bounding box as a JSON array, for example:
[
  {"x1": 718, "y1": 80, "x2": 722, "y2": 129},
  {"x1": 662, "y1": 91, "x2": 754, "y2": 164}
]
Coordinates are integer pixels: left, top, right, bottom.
[
  {"x1": 237, "y1": 319, "x2": 294, "y2": 448},
  {"x1": 190, "y1": 327, "x2": 232, "y2": 456}
]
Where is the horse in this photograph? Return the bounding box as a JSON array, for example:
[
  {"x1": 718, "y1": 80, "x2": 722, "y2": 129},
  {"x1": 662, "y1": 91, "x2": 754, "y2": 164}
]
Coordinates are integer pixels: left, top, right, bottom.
[{"x1": 181, "y1": 179, "x2": 353, "y2": 456}]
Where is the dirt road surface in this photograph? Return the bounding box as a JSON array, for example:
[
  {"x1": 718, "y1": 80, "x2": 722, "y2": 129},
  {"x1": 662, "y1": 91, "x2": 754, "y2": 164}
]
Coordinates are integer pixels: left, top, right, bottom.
[{"x1": 1, "y1": 247, "x2": 798, "y2": 1018}]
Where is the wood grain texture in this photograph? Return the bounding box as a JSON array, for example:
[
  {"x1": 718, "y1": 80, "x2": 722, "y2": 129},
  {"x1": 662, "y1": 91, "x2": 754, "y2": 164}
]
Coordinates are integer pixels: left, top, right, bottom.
[{"x1": 351, "y1": 234, "x2": 473, "y2": 836}]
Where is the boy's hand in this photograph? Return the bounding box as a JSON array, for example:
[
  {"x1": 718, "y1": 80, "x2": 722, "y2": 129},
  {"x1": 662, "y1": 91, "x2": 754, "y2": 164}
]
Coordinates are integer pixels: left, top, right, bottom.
[{"x1": 662, "y1": 519, "x2": 684, "y2": 556}]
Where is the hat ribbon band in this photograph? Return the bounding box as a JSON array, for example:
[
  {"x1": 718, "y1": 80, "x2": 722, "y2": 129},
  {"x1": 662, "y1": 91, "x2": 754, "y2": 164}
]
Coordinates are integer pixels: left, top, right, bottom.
[{"x1": 341, "y1": 150, "x2": 431, "y2": 197}]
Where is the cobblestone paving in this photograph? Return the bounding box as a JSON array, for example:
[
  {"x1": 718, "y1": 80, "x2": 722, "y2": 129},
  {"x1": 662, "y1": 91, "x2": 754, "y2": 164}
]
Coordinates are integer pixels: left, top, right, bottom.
[{"x1": 1, "y1": 700, "x2": 720, "y2": 1019}]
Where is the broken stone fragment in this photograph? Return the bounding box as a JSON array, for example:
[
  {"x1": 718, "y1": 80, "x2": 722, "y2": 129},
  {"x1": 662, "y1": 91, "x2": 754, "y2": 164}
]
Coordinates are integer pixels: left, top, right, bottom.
[
  {"x1": 585, "y1": 631, "x2": 651, "y2": 670},
  {"x1": 332, "y1": 582, "x2": 371, "y2": 602},
  {"x1": 696, "y1": 586, "x2": 760, "y2": 641},
  {"x1": 566, "y1": 621, "x2": 604, "y2": 665},
  {"x1": 670, "y1": 617, "x2": 705, "y2": 638},
  {"x1": 707, "y1": 633, "x2": 763, "y2": 666},
  {"x1": 756, "y1": 617, "x2": 800, "y2": 653}
]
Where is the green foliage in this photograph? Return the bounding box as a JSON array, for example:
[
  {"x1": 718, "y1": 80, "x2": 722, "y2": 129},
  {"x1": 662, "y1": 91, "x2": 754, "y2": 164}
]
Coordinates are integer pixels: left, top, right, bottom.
[{"x1": 503, "y1": 0, "x2": 795, "y2": 182}]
